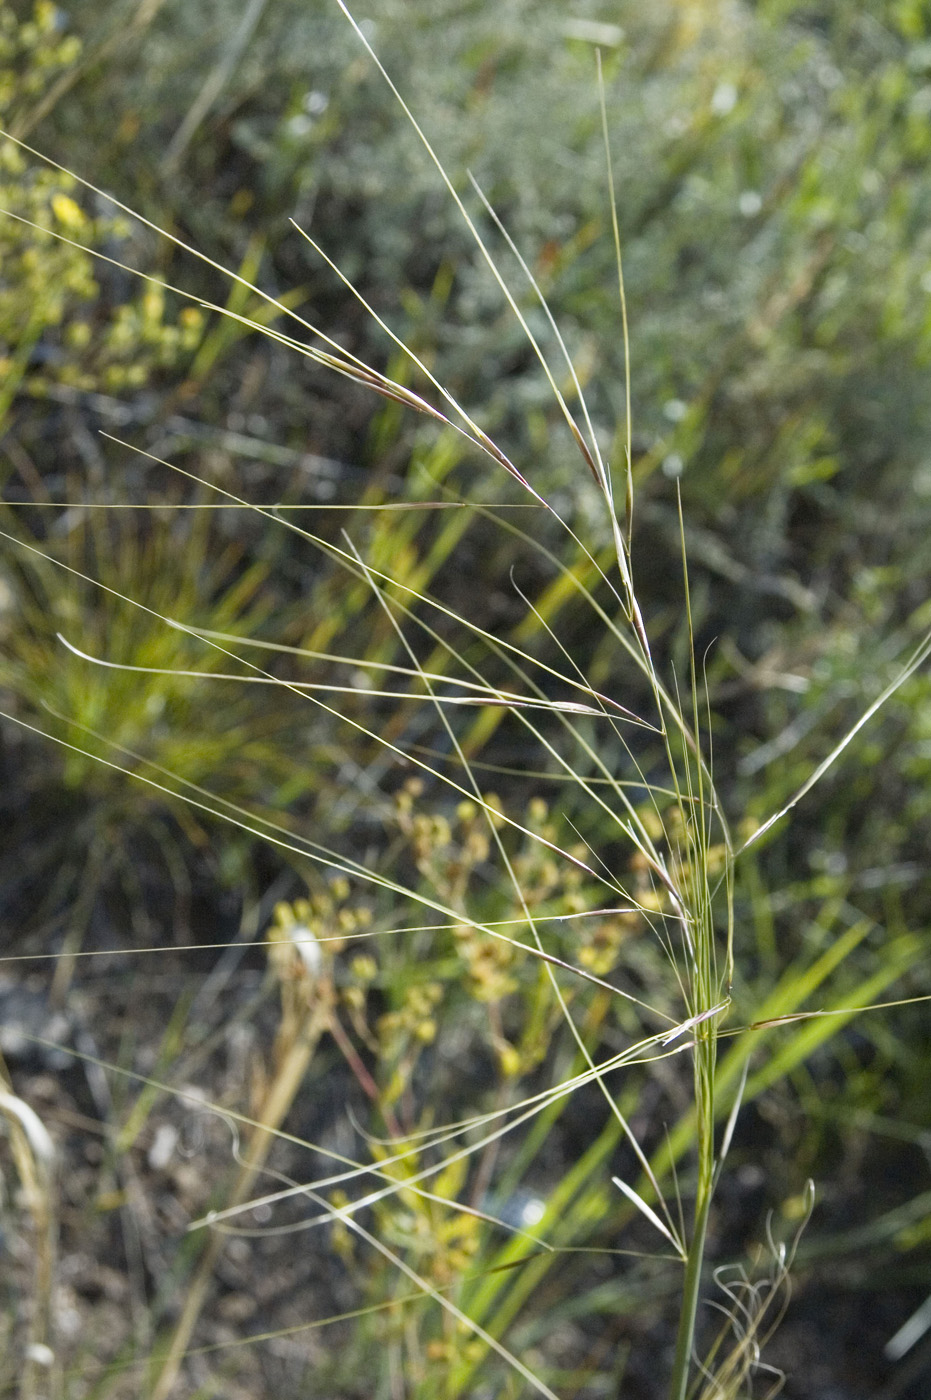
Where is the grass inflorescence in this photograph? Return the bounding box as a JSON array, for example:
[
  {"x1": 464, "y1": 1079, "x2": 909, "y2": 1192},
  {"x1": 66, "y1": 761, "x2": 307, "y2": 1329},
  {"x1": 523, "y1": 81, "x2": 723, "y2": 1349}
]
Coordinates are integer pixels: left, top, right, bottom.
[{"x1": 1, "y1": 5, "x2": 930, "y2": 1398}]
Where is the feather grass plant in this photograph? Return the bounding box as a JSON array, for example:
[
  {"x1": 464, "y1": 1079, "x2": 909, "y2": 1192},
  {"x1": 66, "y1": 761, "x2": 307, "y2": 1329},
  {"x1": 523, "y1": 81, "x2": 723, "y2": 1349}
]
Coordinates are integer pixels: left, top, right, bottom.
[{"x1": 2, "y1": 5, "x2": 931, "y2": 1396}]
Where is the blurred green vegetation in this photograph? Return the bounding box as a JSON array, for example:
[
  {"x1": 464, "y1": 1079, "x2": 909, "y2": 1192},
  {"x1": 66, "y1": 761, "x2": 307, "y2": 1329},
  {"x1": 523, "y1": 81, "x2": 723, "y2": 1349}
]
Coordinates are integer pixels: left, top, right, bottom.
[{"x1": 1, "y1": 1, "x2": 930, "y2": 1397}]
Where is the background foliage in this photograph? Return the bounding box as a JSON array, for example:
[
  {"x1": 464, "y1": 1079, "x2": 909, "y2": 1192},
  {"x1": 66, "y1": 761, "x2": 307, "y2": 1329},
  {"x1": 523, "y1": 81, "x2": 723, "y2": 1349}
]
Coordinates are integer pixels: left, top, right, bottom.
[{"x1": 1, "y1": 1, "x2": 930, "y2": 1397}]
